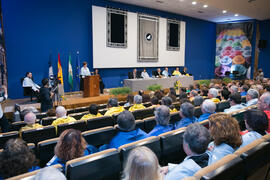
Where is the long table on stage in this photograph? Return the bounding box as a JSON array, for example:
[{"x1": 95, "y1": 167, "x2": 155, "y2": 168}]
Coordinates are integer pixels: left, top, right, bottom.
[{"x1": 124, "y1": 76, "x2": 194, "y2": 92}]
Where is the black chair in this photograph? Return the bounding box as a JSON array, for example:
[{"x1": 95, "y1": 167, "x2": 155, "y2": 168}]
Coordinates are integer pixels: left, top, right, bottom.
[
  {"x1": 23, "y1": 87, "x2": 34, "y2": 101},
  {"x1": 37, "y1": 138, "x2": 59, "y2": 167},
  {"x1": 231, "y1": 110, "x2": 246, "y2": 131},
  {"x1": 143, "y1": 116, "x2": 156, "y2": 133},
  {"x1": 216, "y1": 101, "x2": 230, "y2": 112},
  {"x1": 170, "y1": 112, "x2": 180, "y2": 124},
  {"x1": 241, "y1": 96, "x2": 247, "y2": 103},
  {"x1": 66, "y1": 149, "x2": 121, "y2": 180},
  {"x1": 21, "y1": 125, "x2": 57, "y2": 144},
  {"x1": 82, "y1": 127, "x2": 116, "y2": 148},
  {"x1": 69, "y1": 112, "x2": 88, "y2": 120},
  {"x1": 159, "y1": 128, "x2": 186, "y2": 165},
  {"x1": 73, "y1": 106, "x2": 89, "y2": 113},
  {"x1": 57, "y1": 120, "x2": 87, "y2": 136},
  {"x1": 135, "y1": 120, "x2": 145, "y2": 131},
  {"x1": 132, "y1": 108, "x2": 155, "y2": 120},
  {"x1": 86, "y1": 116, "x2": 114, "y2": 130},
  {"x1": 36, "y1": 112, "x2": 47, "y2": 119},
  {"x1": 40, "y1": 116, "x2": 57, "y2": 126},
  {"x1": 98, "y1": 103, "x2": 107, "y2": 110},
  {"x1": 11, "y1": 121, "x2": 27, "y2": 131},
  {"x1": 118, "y1": 136, "x2": 162, "y2": 165},
  {"x1": 0, "y1": 131, "x2": 19, "y2": 149},
  {"x1": 194, "y1": 106, "x2": 203, "y2": 118}
]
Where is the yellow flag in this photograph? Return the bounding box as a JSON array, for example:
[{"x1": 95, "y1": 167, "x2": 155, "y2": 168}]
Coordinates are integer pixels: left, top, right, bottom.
[{"x1": 58, "y1": 53, "x2": 63, "y2": 84}]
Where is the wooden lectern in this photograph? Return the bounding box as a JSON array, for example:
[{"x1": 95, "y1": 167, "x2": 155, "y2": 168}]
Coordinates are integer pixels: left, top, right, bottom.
[{"x1": 83, "y1": 75, "x2": 100, "y2": 97}]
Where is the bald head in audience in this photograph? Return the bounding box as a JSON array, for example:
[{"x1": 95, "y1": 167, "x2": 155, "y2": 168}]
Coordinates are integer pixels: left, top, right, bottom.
[
  {"x1": 55, "y1": 106, "x2": 67, "y2": 118},
  {"x1": 24, "y1": 112, "x2": 37, "y2": 125},
  {"x1": 258, "y1": 92, "x2": 270, "y2": 111}
]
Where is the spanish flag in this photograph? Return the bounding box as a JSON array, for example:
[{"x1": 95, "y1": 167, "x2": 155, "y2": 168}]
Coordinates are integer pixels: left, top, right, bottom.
[{"x1": 58, "y1": 53, "x2": 64, "y2": 84}]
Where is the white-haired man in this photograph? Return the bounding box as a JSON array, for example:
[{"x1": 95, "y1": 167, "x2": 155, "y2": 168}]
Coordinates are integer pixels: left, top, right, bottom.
[
  {"x1": 245, "y1": 89, "x2": 259, "y2": 107},
  {"x1": 208, "y1": 88, "x2": 220, "y2": 103},
  {"x1": 19, "y1": 111, "x2": 43, "y2": 134},
  {"x1": 51, "y1": 106, "x2": 76, "y2": 127},
  {"x1": 258, "y1": 92, "x2": 270, "y2": 133},
  {"x1": 196, "y1": 99, "x2": 216, "y2": 122}
]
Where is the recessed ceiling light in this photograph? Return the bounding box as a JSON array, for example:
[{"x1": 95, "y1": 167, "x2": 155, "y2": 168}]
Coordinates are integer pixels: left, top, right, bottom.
[
  {"x1": 179, "y1": 0, "x2": 184, "y2": 2},
  {"x1": 222, "y1": 10, "x2": 227, "y2": 13},
  {"x1": 234, "y1": 14, "x2": 239, "y2": 16},
  {"x1": 203, "y1": 5, "x2": 208, "y2": 8},
  {"x1": 192, "y1": 1, "x2": 197, "y2": 5}
]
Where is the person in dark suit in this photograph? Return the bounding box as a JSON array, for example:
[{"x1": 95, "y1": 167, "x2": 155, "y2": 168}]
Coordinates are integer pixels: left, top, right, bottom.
[
  {"x1": 153, "y1": 68, "x2": 162, "y2": 78},
  {"x1": 128, "y1": 68, "x2": 140, "y2": 79},
  {"x1": 39, "y1": 78, "x2": 53, "y2": 112}
]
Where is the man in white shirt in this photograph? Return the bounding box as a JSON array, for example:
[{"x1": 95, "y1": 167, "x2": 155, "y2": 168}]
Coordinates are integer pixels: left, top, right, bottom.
[
  {"x1": 141, "y1": 68, "x2": 150, "y2": 79},
  {"x1": 22, "y1": 72, "x2": 40, "y2": 92},
  {"x1": 162, "y1": 67, "x2": 169, "y2": 77},
  {"x1": 80, "y1": 62, "x2": 91, "y2": 90},
  {"x1": 0, "y1": 85, "x2": 9, "y2": 132}
]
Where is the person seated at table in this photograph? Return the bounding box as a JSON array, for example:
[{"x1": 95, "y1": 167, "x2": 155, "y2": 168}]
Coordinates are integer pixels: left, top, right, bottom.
[
  {"x1": 47, "y1": 129, "x2": 97, "y2": 168},
  {"x1": 51, "y1": 106, "x2": 76, "y2": 128},
  {"x1": 172, "y1": 67, "x2": 181, "y2": 76},
  {"x1": 153, "y1": 68, "x2": 162, "y2": 78},
  {"x1": 208, "y1": 88, "x2": 220, "y2": 103},
  {"x1": 175, "y1": 102, "x2": 197, "y2": 129},
  {"x1": 104, "y1": 98, "x2": 125, "y2": 116},
  {"x1": 0, "y1": 138, "x2": 40, "y2": 179},
  {"x1": 19, "y1": 112, "x2": 43, "y2": 135},
  {"x1": 22, "y1": 72, "x2": 40, "y2": 93},
  {"x1": 240, "y1": 109, "x2": 268, "y2": 148},
  {"x1": 162, "y1": 67, "x2": 169, "y2": 77},
  {"x1": 148, "y1": 105, "x2": 173, "y2": 136},
  {"x1": 129, "y1": 95, "x2": 146, "y2": 112},
  {"x1": 108, "y1": 111, "x2": 147, "y2": 149},
  {"x1": 196, "y1": 99, "x2": 216, "y2": 122},
  {"x1": 80, "y1": 104, "x2": 103, "y2": 121},
  {"x1": 128, "y1": 68, "x2": 140, "y2": 79},
  {"x1": 161, "y1": 96, "x2": 177, "y2": 113},
  {"x1": 181, "y1": 67, "x2": 189, "y2": 75},
  {"x1": 141, "y1": 68, "x2": 150, "y2": 79}
]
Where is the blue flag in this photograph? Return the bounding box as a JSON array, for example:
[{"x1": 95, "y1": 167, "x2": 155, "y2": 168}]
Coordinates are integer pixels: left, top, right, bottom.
[{"x1": 75, "y1": 51, "x2": 80, "y2": 91}]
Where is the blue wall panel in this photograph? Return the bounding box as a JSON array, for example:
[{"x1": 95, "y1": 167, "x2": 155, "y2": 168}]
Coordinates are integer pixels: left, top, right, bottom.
[
  {"x1": 259, "y1": 19, "x2": 270, "y2": 78},
  {"x1": 1, "y1": 0, "x2": 216, "y2": 98}
]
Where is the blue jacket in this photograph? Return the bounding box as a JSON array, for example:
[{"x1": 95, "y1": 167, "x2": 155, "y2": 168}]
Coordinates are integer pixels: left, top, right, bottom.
[
  {"x1": 175, "y1": 116, "x2": 197, "y2": 129},
  {"x1": 196, "y1": 113, "x2": 213, "y2": 122},
  {"x1": 240, "y1": 92, "x2": 247, "y2": 96},
  {"x1": 240, "y1": 131, "x2": 262, "y2": 148},
  {"x1": 47, "y1": 145, "x2": 97, "y2": 168},
  {"x1": 165, "y1": 152, "x2": 210, "y2": 180},
  {"x1": 207, "y1": 142, "x2": 236, "y2": 165},
  {"x1": 148, "y1": 124, "x2": 174, "y2": 137},
  {"x1": 109, "y1": 128, "x2": 147, "y2": 149}
]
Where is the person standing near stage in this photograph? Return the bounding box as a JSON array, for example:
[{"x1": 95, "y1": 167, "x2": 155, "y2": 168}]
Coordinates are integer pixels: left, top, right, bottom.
[
  {"x1": 80, "y1": 62, "x2": 91, "y2": 91},
  {"x1": 94, "y1": 69, "x2": 105, "y2": 94},
  {"x1": 39, "y1": 78, "x2": 53, "y2": 112}
]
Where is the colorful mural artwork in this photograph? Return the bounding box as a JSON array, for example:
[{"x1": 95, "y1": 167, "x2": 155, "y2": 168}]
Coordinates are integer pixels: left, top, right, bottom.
[{"x1": 215, "y1": 23, "x2": 253, "y2": 79}]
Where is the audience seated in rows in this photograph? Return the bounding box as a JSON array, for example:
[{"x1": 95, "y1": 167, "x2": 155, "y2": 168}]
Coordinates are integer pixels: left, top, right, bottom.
[
  {"x1": 104, "y1": 98, "x2": 125, "y2": 116},
  {"x1": 189, "y1": 90, "x2": 198, "y2": 102},
  {"x1": 196, "y1": 99, "x2": 216, "y2": 122},
  {"x1": 258, "y1": 92, "x2": 270, "y2": 133},
  {"x1": 245, "y1": 89, "x2": 259, "y2": 107},
  {"x1": 51, "y1": 106, "x2": 76, "y2": 128},
  {"x1": 161, "y1": 96, "x2": 177, "y2": 113},
  {"x1": 0, "y1": 138, "x2": 40, "y2": 179},
  {"x1": 148, "y1": 105, "x2": 173, "y2": 137},
  {"x1": 175, "y1": 102, "x2": 197, "y2": 129},
  {"x1": 240, "y1": 109, "x2": 268, "y2": 148},
  {"x1": 168, "y1": 87, "x2": 177, "y2": 102},
  {"x1": 129, "y1": 95, "x2": 146, "y2": 112},
  {"x1": 229, "y1": 85, "x2": 239, "y2": 94},
  {"x1": 240, "y1": 85, "x2": 249, "y2": 96},
  {"x1": 19, "y1": 111, "x2": 43, "y2": 135},
  {"x1": 142, "y1": 93, "x2": 151, "y2": 103},
  {"x1": 47, "y1": 129, "x2": 97, "y2": 168},
  {"x1": 208, "y1": 88, "x2": 220, "y2": 103},
  {"x1": 164, "y1": 123, "x2": 211, "y2": 180},
  {"x1": 224, "y1": 92, "x2": 245, "y2": 113},
  {"x1": 108, "y1": 111, "x2": 147, "y2": 149},
  {"x1": 221, "y1": 87, "x2": 231, "y2": 100},
  {"x1": 34, "y1": 166, "x2": 66, "y2": 180},
  {"x1": 80, "y1": 104, "x2": 103, "y2": 121},
  {"x1": 208, "y1": 113, "x2": 242, "y2": 165},
  {"x1": 122, "y1": 146, "x2": 163, "y2": 180}
]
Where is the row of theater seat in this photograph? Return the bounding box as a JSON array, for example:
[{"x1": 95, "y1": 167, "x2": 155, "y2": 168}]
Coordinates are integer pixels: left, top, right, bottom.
[{"x1": 5, "y1": 104, "x2": 258, "y2": 179}]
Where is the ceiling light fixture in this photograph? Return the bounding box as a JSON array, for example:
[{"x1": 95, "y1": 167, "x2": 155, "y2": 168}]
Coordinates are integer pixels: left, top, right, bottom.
[
  {"x1": 203, "y1": 5, "x2": 208, "y2": 8},
  {"x1": 234, "y1": 14, "x2": 239, "y2": 16},
  {"x1": 222, "y1": 10, "x2": 227, "y2": 13},
  {"x1": 192, "y1": 1, "x2": 197, "y2": 5}
]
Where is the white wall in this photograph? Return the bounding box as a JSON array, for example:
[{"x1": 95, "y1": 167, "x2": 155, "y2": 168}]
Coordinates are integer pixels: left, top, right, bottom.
[{"x1": 92, "y1": 6, "x2": 186, "y2": 68}]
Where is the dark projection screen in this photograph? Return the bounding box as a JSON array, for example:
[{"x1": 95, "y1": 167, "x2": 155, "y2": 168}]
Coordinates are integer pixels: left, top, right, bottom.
[{"x1": 110, "y1": 13, "x2": 124, "y2": 43}]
